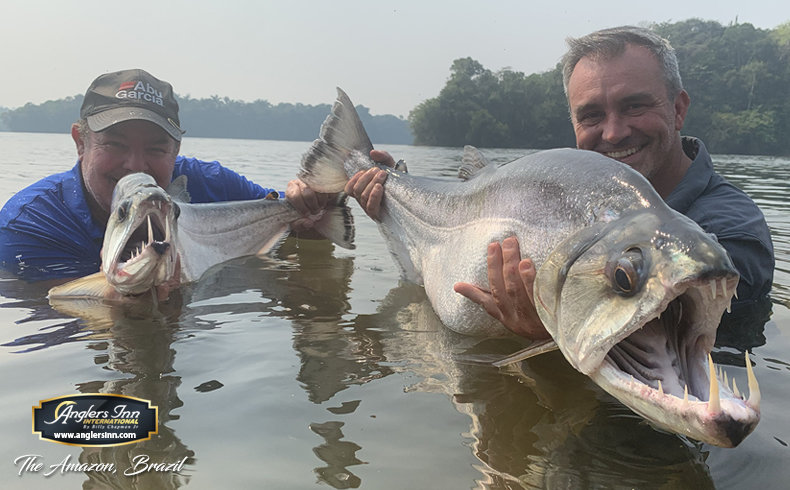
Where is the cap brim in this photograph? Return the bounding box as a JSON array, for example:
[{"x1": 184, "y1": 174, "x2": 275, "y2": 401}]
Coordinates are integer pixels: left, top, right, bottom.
[{"x1": 86, "y1": 107, "x2": 184, "y2": 141}]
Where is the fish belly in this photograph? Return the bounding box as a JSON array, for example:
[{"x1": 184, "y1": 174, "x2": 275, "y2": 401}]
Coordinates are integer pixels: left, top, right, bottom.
[{"x1": 417, "y1": 218, "x2": 537, "y2": 336}]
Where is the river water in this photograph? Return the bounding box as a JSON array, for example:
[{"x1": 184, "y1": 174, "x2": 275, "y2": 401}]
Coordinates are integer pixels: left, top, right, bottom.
[{"x1": 0, "y1": 132, "x2": 788, "y2": 489}]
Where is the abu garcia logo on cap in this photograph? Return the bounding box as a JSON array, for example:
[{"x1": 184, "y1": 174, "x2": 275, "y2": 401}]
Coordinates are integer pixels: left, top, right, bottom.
[{"x1": 116, "y1": 81, "x2": 164, "y2": 108}]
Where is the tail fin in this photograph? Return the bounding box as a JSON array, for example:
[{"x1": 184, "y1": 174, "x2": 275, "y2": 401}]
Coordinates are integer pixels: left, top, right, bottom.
[
  {"x1": 299, "y1": 88, "x2": 375, "y2": 193},
  {"x1": 311, "y1": 195, "x2": 355, "y2": 250}
]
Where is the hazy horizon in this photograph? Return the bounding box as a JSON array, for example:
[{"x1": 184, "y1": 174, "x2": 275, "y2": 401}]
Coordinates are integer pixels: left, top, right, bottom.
[{"x1": 3, "y1": 1, "x2": 788, "y2": 118}]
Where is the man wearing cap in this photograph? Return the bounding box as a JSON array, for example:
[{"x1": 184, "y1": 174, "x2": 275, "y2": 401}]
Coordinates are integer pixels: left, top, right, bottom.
[{"x1": 0, "y1": 69, "x2": 331, "y2": 284}]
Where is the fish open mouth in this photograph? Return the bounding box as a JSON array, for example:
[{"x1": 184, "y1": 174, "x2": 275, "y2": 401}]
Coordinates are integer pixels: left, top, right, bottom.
[
  {"x1": 120, "y1": 210, "x2": 171, "y2": 263},
  {"x1": 103, "y1": 197, "x2": 177, "y2": 295},
  {"x1": 592, "y1": 274, "x2": 761, "y2": 447}
]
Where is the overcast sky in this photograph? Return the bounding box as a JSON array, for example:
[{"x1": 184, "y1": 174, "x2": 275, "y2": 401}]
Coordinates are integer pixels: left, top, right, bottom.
[{"x1": 2, "y1": 1, "x2": 788, "y2": 118}]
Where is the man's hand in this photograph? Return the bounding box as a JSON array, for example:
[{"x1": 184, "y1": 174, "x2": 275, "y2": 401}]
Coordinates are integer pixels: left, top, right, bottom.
[
  {"x1": 454, "y1": 236, "x2": 550, "y2": 340},
  {"x1": 285, "y1": 178, "x2": 334, "y2": 232},
  {"x1": 344, "y1": 150, "x2": 395, "y2": 221}
]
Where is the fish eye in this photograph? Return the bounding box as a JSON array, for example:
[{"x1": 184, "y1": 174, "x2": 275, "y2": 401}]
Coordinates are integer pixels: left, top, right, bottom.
[
  {"x1": 117, "y1": 201, "x2": 130, "y2": 222},
  {"x1": 611, "y1": 247, "x2": 644, "y2": 296},
  {"x1": 173, "y1": 202, "x2": 181, "y2": 219},
  {"x1": 614, "y1": 261, "x2": 635, "y2": 293}
]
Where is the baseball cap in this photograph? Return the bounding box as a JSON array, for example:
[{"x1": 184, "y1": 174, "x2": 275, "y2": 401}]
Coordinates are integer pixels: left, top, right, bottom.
[{"x1": 80, "y1": 69, "x2": 185, "y2": 141}]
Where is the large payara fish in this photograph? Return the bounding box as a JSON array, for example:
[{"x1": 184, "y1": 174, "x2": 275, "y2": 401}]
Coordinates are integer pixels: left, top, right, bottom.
[
  {"x1": 48, "y1": 172, "x2": 354, "y2": 299},
  {"x1": 297, "y1": 88, "x2": 760, "y2": 447}
]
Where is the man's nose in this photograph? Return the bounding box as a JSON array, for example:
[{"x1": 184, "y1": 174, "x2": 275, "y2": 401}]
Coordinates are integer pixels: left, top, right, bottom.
[
  {"x1": 123, "y1": 150, "x2": 147, "y2": 172},
  {"x1": 601, "y1": 114, "x2": 631, "y2": 144}
]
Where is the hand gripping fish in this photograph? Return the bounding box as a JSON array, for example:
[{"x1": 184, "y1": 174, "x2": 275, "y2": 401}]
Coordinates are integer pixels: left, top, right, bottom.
[
  {"x1": 48, "y1": 172, "x2": 354, "y2": 299},
  {"x1": 297, "y1": 88, "x2": 760, "y2": 448}
]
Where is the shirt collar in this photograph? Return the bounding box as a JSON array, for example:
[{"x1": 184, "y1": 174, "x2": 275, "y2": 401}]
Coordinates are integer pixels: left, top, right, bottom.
[{"x1": 664, "y1": 136, "x2": 715, "y2": 214}]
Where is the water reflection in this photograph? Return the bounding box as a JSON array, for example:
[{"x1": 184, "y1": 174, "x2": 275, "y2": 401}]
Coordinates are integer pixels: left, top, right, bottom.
[
  {"x1": 309, "y1": 421, "x2": 364, "y2": 488},
  {"x1": 4, "y1": 231, "x2": 776, "y2": 489},
  {"x1": 1, "y1": 236, "x2": 373, "y2": 488},
  {"x1": 187, "y1": 237, "x2": 378, "y2": 488},
  {"x1": 75, "y1": 314, "x2": 194, "y2": 490},
  {"x1": 352, "y1": 283, "x2": 719, "y2": 489},
  {"x1": 0, "y1": 274, "x2": 193, "y2": 487}
]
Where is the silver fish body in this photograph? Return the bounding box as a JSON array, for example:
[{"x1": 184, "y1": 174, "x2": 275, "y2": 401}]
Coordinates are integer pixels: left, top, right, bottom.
[
  {"x1": 48, "y1": 172, "x2": 354, "y2": 298},
  {"x1": 298, "y1": 88, "x2": 760, "y2": 447}
]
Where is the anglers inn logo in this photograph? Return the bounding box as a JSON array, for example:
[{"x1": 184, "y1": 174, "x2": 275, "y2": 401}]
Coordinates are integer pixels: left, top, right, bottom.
[
  {"x1": 33, "y1": 394, "x2": 158, "y2": 447},
  {"x1": 116, "y1": 80, "x2": 165, "y2": 107}
]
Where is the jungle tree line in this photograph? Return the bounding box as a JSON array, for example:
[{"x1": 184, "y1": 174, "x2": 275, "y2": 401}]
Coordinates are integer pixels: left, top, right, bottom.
[
  {"x1": 408, "y1": 19, "x2": 790, "y2": 155},
  {"x1": 0, "y1": 94, "x2": 413, "y2": 145}
]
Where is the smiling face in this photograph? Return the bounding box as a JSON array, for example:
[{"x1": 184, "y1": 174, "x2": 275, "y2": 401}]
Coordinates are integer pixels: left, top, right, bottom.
[
  {"x1": 72, "y1": 119, "x2": 179, "y2": 223},
  {"x1": 567, "y1": 44, "x2": 691, "y2": 196}
]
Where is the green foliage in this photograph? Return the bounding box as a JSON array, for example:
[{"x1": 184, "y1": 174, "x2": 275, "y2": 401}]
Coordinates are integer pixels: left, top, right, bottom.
[
  {"x1": 0, "y1": 94, "x2": 413, "y2": 145},
  {"x1": 408, "y1": 58, "x2": 574, "y2": 149},
  {"x1": 710, "y1": 109, "x2": 777, "y2": 155},
  {"x1": 410, "y1": 19, "x2": 790, "y2": 155},
  {"x1": 0, "y1": 96, "x2": 83, "y2": 135}
]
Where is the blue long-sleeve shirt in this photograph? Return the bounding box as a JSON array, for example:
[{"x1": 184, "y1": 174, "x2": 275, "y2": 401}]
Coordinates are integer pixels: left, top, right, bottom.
[{"x1": 0, "y1": 156, "x2": 276, "y2": 281}]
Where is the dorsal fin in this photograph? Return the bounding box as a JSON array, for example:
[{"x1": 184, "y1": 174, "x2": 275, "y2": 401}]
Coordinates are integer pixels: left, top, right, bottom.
[
  {"x1": 167, "y1": 175, "x2": 191, "y2": 203},
  {"x1": 458, "y1": 145, "x2": 491, "y2": 181}
]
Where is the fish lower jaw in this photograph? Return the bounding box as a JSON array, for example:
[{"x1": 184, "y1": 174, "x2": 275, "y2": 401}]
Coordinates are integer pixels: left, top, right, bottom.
[
  {"x1": 592, "y1": 354, "x2": 760, "y2": 447},
  {"x1": 104, "y1": 246, "x2": 175, "y2": 296}
]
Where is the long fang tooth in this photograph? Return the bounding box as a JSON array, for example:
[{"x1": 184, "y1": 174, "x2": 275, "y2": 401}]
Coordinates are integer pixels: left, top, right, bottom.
[
  {"x1": 746, "y1": 351, "x2": 761, "y2": 407},
  {"x1": 710, "y1": 279, "x2": 717, "y2": 299},
  {"x1": 720, "y1": 278, "x2": 728, "y2": 297},
  {"x1": 727, "y1": 299, "x2": 732, "y2": 314},
  {"x1": 724, "y1": 371, "x2": 729, "y2": 390},
  {"x1": 684, "y1": 384, "x2": 689, "y2": 403},
  {"x1": 147, "y1": 215, "x2": 154, "y2": 244},
  {"x1": 165, "y1": 215, "x2": 170, "y2": 242},
  {"x1": 733, "y1": 378, "x2": 741, "y2": 398},
  {"x1": 734, "y1": 287, "x2": 739, "y2": 300},
  {"x1": 658, "y1": 380, "x2": 664, "y2": 396},
  {"x1": 708, "y1": 354, "x2": 721, "y2": 413}
]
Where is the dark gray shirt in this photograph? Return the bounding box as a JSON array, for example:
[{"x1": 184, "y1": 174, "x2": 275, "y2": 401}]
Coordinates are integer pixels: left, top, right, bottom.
[{"x1": 665, "y1": 137, "x2": 774, "y2": 303}]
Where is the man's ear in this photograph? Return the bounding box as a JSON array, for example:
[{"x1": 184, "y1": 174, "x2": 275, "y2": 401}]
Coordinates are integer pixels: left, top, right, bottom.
[
  {"x1": 674, "y1": 90, "x2": 691, "y2": 131},
  {"x1": 71, "y1": 123, "x2": 86, "y2": 158}
]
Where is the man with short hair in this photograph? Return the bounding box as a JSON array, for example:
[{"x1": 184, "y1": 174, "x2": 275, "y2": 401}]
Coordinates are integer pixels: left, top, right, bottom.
[
  {"x1": 0, "y1": 69, "x2": 331, "y2": 290},
  {"x1": 347, "y1": 26, "x2": 775, "y2": 339}
]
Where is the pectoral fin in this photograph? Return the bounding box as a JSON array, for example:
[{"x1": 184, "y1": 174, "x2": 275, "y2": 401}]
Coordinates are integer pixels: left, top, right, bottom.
[
  {"x1": 47, "y1": 272, "x2": 116, "y2": 299},
  {"x1": 492, "y1": 338, "x2": 559, "y2": 367}
]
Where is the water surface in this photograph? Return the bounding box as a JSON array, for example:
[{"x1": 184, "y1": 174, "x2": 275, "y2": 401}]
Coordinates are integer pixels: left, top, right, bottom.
[{"x1": 0, "y1": 133, "x2": 788, "y2": 489}]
